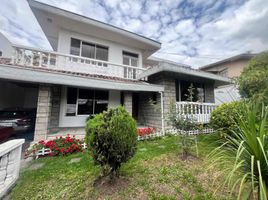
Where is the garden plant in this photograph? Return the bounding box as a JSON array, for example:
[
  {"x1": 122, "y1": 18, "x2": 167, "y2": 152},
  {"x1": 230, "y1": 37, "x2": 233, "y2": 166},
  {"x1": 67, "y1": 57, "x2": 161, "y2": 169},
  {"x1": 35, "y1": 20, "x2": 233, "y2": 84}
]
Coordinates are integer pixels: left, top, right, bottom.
[
  {"x1": 209, "y1": 103, "x2": 268, "y2": 199},
  {"x1": 86, "y1": 106, "x2": 137, "y2": 180}
]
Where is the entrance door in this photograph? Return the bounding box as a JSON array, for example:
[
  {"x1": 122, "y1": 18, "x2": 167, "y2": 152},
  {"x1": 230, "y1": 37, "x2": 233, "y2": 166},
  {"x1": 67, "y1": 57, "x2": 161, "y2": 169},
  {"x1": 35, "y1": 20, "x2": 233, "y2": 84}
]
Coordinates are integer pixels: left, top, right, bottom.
[{"x1": 132, "y1": 93, "x2": 139, "y2": 121}]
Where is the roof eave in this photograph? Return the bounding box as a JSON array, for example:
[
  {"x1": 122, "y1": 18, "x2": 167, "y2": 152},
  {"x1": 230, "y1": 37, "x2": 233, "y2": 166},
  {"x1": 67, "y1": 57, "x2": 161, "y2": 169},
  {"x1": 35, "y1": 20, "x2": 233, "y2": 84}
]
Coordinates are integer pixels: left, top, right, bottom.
[
  {"x1": 138, "y1": 64, "x2": 231, "y2": 86},
  {"x1": 0, "y1": 64, "x2": 164, "y2": 92},
  {"x1": 27, "y1": 0, "x2": 161, "y2": 50}
]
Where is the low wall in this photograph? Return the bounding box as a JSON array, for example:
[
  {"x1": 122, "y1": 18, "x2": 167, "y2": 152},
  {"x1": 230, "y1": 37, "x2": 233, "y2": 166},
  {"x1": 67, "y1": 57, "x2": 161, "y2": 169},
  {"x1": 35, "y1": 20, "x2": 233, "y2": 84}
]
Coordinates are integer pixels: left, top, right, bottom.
[{"x1": 0, "y1": 139, "x2": 25, "y2": 198}]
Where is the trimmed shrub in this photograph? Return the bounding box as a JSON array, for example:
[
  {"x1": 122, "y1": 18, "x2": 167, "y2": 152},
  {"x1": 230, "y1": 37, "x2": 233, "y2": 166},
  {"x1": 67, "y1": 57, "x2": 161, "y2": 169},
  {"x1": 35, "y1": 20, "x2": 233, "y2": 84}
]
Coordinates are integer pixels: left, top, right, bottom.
[
  {"x1": 210, "y1": 101, "x2": 246, "y2": 136},
  {"x1": 86, "y1": 106, "x2": 137, "y2": 177}
]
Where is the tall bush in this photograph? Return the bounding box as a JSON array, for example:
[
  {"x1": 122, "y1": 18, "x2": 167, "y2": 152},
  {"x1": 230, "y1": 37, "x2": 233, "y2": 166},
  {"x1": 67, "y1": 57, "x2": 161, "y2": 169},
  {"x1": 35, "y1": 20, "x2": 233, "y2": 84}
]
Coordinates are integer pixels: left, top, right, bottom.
[
  {"x1": 85, "y1": 106, "x2": 137, "y2": 178},
  {"x1": 210, "y1": 101, "x2": 246, "y2": 136}
]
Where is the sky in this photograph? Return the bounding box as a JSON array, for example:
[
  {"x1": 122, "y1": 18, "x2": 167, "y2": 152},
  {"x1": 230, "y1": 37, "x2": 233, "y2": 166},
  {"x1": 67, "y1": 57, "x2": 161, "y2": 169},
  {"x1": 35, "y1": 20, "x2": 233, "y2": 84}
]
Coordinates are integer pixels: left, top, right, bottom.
[{"x1": 0, "y1": 0, "x2": 267, "y2": 68}]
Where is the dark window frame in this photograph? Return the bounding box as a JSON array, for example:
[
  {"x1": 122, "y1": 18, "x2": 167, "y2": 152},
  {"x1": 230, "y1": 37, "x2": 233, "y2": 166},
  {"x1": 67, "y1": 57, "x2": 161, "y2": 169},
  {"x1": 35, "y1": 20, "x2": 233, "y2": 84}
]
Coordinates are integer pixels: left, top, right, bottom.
[{"x1": 66, "y1": 87, "x2": 109, "y2": 116}]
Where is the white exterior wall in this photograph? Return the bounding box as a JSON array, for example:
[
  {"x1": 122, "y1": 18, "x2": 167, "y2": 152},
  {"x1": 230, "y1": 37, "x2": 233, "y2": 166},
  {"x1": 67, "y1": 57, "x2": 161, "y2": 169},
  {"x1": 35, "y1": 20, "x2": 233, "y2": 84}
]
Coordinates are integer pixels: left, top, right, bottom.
[
  {"x1": 57, "y1": 29, "x2": 143, "y2": 68},
  {"x1": 0, "y1": 33, "x2": 13, "y2": 58},
  {"x1": 59, "y1": 87, "x2": 121, "y2": 127}
]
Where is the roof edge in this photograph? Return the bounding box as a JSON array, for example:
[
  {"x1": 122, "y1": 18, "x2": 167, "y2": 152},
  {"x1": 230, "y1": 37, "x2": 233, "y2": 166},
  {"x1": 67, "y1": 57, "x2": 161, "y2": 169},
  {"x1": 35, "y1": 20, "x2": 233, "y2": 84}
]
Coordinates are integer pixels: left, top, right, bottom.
[
  {"x1": 27, "y1": 0, "x2": 161, "y2": 48},
  {"x1": 199, "y1": 53, "x2": 256, "y2": 70}
]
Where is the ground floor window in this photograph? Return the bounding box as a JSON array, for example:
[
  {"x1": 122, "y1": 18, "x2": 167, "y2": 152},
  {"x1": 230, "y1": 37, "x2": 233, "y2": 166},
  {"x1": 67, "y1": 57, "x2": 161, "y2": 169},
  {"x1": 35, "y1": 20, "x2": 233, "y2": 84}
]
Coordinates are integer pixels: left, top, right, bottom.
[
  {"x1": 176, "y1": 80, "x2": 205, "y2": 102},
  {"x1": 66, "y1": 87, "x2": 108, "y2": 116}
]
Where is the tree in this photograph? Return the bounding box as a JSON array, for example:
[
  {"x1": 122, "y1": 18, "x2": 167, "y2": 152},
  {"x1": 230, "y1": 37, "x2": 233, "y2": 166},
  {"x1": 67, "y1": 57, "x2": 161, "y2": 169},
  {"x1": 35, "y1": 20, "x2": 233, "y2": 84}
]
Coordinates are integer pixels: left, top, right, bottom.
[{"x1": 238, "y1": 52, "x2": 268, "y2": 105}]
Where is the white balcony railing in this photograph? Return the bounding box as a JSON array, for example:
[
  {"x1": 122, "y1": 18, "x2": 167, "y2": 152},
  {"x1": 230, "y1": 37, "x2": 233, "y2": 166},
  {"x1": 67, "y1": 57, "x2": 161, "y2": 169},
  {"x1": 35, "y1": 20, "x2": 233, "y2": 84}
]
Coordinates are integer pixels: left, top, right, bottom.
[
  {"x1": 0, "y1": 139, "x2": 25, "y2": 198},
  {"x1": 176, "y1": 101, "x2": 218, "y2": 124},
  {"x1": 11, "y1": 45, "x2": 146, "y2": 80}
]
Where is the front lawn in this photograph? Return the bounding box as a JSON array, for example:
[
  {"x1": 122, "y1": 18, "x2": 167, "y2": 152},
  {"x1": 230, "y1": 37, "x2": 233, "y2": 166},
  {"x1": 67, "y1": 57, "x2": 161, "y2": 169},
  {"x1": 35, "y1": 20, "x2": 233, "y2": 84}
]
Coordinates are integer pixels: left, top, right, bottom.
[{"x1": 11, "y1": 134, "x2": 234, "y2": 200}]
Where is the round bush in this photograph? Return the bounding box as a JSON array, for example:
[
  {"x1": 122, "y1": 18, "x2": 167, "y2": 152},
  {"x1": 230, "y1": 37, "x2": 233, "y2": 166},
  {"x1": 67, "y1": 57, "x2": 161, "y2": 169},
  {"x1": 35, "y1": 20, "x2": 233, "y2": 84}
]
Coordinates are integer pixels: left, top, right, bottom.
[
  {"x1": 85, "y1": 106, "x2": 137, "y2": 176},
  {"x1": 210, "y1": 101, "x2": 246, "y2": 136}
]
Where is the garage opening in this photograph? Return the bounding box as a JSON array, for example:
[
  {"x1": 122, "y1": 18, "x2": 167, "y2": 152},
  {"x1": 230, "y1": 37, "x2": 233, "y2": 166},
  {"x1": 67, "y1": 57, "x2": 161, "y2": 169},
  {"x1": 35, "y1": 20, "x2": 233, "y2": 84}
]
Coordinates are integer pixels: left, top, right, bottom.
[{"x1": 0, "y1": 80, "x2": 38, "y2": 144}]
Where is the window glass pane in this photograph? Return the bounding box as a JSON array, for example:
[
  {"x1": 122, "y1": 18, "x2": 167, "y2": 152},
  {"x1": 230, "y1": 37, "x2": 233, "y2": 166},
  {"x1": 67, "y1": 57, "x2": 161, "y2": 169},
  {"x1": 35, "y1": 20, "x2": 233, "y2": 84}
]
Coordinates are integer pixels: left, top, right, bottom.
[
  {"x1": 95, "y1": 90, "x2": 108, "y2": 100},
  {"x1": 77, "y1": 99, "x2": 93, "y2": 115},
  {"x1": 96, "y1": 45, "x2": 108, "y2": 61},
  {"x1": 94, "y1": 90, "x2": 108, "y2": 114},
  {"x1": 77, "y1": 89, "x2": 94, "y2": 115},
  {"x1": 131, "y1": 58, "x2": 138, "y2": 67},
  {"x1": 78, "y1": 89, "x2": 94, "y2": 99},
  {"x1": 123, "y1": 56, "x2": 130, "y2": 65},
  {"x1": 81, "y1": 42, "x2": 95, "y2": 59},
  {"x1": 70, "y1": 38, "x2": 80, "y2": 56},
  {"x1": 66, "y1": 88, "x2": 77, "y2": 116},
  {"x1": 180, "y1": 81, "x2": 205, "y2": 102}
]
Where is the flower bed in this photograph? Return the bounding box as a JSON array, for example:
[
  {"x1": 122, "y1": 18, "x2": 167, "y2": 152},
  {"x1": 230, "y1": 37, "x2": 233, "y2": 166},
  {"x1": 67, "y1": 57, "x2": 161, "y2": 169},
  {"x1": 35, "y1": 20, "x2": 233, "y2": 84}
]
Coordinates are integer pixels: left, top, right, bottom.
[
  {"x1": 137, "y1": 127, "x2": 155, "y2": 137},
  {"x1": 26, "y1": 135, "x2": 85, "y2": 158},
  {"x1": 136, "y1": 127, "x2": 164, "y2": 140}
]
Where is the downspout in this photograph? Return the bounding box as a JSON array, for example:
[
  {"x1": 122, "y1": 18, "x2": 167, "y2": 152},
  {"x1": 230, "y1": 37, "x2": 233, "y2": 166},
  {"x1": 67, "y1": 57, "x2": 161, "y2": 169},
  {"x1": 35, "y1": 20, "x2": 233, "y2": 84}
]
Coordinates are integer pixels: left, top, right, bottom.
[{"x1": 159, "y1": 91, "x2": 165, "y2": 135}]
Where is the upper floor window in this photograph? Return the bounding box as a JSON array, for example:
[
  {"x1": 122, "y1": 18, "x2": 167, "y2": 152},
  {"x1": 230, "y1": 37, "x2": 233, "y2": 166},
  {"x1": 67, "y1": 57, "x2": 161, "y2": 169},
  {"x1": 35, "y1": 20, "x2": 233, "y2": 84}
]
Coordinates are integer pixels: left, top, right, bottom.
[
  {"x1": 123, "y1": 51, "x2": 138, "y2": 79},
  {"x1": 123, "y1": 51, "x2": 138, "y2": 67},
  {"x1": 70, "y1": 38, "x2": 109, "y2": 62}
]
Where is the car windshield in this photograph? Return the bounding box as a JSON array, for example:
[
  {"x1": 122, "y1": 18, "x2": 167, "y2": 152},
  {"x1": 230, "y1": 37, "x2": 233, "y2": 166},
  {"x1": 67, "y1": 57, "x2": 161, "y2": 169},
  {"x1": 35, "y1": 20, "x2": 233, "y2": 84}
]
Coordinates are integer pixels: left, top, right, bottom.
[{"x1": 0, "y1": 111, "x2": 27, "y2": 118}]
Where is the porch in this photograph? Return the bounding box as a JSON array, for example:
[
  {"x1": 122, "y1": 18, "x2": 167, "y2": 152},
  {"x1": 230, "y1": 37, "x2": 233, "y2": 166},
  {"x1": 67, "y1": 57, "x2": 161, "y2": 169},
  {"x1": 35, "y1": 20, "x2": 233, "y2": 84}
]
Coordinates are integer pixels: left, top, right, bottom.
[{"x1": 176, "y1": 101, "x2": 218, "y2": 124}]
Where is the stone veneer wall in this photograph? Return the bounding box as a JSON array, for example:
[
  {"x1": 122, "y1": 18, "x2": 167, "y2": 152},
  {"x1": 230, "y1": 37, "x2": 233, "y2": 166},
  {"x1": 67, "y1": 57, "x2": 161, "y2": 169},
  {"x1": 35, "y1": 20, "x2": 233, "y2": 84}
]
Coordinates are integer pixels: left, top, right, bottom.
[
  {"x1": 138, "y1": 73, "x2": 176, "y2": 130},
  {"x1": 124, "y1": 92, "x2": 133, "y2": 115},
  {"x1": 48, "y1": 86, "x2": 61, "y2": 133},
  {"x1": 138, "y1": 92, "x2": 161, "y2": 128},
  {"x1": 34, "y1": 85, "x2": 52, "y2": 141},
  {"x1": 139, "y1": 73, "x2": 216, "y2": 130},
  {"x1": 34, "y1": 85, "x2": 61, "y2": 140}
]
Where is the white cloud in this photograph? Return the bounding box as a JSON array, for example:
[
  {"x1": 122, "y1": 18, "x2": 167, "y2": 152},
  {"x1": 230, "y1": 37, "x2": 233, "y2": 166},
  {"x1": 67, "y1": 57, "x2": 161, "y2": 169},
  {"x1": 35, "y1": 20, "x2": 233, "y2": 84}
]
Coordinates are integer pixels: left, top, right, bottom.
[{"x1": 175, "y1": 19, "x2": 196, "y2": 36}]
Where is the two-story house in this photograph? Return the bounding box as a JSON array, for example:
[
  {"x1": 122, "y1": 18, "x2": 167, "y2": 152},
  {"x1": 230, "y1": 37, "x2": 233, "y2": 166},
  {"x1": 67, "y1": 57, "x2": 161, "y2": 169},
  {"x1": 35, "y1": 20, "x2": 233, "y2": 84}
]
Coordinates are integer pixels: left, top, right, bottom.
[{"x1": 0, "y1": 0, "x2": 230, "y2": 142}]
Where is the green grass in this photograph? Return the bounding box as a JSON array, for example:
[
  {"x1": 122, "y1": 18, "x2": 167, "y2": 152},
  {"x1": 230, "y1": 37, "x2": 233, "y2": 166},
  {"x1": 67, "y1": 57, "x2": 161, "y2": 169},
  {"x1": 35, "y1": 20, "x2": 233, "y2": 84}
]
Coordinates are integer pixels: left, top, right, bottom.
[{"x1": 11, "y1": 134, "x2": 235, "y2": 200}]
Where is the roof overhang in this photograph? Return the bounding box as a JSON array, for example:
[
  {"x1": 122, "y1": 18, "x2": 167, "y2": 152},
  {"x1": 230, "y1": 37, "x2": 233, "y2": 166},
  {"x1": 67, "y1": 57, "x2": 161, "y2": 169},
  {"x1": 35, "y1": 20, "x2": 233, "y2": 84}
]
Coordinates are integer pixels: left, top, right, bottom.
[
  {"x1": 28, "y1": 0, "x2": 161, "y2": 57},
  {"x1": 138, "y1": 61, "x2": 231, "y2": 87},
  {"x1": 0, "y1": 64, "x2": 164, "y2": 92},
  {"x1": 200, "y1": 53, "x2": 256, "y2": 70}
]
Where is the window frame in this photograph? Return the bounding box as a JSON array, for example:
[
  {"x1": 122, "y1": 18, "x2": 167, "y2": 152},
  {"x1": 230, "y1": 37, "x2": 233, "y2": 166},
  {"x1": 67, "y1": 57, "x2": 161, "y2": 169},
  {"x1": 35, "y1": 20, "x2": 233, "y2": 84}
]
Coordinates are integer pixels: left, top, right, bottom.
[
  {"x1": 122, "y1": 51, "x2": 139, "y2": 67},
  {"x1": 70, "y1": 38, "x2": 109, "y2": 62},
  {"x1": 66, "y1": 87, "x2": 109, "y2": 117},
  {"x1": 176, "y1": 80, "x2": 205, "y2": 102}
]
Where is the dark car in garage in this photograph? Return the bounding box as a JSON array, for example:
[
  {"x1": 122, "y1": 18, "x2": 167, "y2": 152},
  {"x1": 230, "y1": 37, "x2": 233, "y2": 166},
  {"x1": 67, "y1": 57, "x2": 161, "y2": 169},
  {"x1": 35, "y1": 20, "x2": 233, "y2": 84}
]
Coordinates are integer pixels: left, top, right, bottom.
[{"x1": 0, "y1": 108, "x2": 36, "y2": 132}]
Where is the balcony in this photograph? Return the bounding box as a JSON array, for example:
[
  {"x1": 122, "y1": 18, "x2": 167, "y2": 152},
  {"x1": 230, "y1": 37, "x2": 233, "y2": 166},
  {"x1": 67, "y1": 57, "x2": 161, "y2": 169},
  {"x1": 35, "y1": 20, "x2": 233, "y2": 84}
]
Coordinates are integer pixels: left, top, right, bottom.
[
  {"x1": 10, "y1": 45, "x2": 146, "y2": 80},
  {"x1": 176, "y1": 101, "x2": 218, "y2": 124}
]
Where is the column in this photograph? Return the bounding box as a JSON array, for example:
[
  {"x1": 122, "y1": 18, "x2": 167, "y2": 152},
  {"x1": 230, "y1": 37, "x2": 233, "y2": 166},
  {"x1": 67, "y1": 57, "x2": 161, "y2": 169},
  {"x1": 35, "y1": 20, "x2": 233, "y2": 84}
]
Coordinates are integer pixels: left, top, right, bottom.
[{"x1": 34, "y1": 85, "x2": 52, "y2": 141}]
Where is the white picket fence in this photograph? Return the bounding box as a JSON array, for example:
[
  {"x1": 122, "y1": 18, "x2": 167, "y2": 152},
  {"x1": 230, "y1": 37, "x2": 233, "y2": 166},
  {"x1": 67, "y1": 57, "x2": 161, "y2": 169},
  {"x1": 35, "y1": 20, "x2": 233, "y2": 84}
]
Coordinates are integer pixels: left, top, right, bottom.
[
  {"x1": 34, "y1": 143, "x2": 87, "y2": 159},
  {"x1": 137, "y1": 128, "x2": 214, "y2": 141},
  {"x1": 0, "y1": 139, "x2": 25, "y2": 198},
  {"x1": 137, "y1": 131, "x2": 165, "y2": 141}
]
